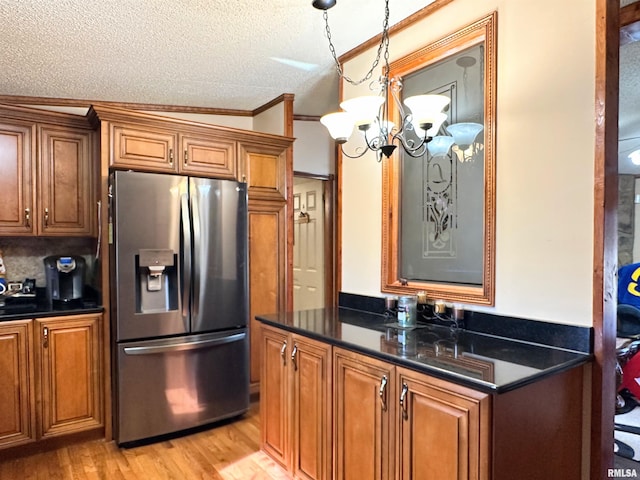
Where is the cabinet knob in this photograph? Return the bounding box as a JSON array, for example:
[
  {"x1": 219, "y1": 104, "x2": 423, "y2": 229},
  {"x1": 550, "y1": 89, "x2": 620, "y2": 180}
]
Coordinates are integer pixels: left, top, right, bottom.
[
  {"x1": 24, "y1": 208, "x2": 30, "y2": 227},
  {"x1": 43, "y1": 327, "x2": 49, "y2": 348},
  {"x1": 169, "y1": 149, "x2": 174, "y2": 166},
  {"x1": 184, "y1": 150, "x2": 188, "y2": 166},
  {"x1": 44, "y1": 208, "x2": 49, "y2": 227},
  {"x1": 280, "y1": 340, "x2": 287, "y2": 365},
  {"x1": 379, "y1": 375, "x2": 388, "y2": 411},
  {"x1": 291, "y1": 344, "x2": 298, "y2": 371}
]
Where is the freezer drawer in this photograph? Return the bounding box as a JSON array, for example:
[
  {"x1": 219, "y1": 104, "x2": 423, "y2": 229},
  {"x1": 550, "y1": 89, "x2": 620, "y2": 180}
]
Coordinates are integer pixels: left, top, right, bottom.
[{"x1": 116, "y1": 329, "x2": 249, "y2": 445}]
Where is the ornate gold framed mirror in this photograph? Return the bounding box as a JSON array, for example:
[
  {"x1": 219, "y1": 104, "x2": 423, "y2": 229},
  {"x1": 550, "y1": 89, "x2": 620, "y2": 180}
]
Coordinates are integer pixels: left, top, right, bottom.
[{"x1": 382, "y1": 13, "x2": 497, "y2": 305}]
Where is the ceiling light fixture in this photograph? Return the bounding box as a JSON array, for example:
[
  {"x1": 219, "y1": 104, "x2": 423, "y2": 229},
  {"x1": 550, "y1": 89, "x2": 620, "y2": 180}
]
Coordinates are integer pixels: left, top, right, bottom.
[
  {"x1": 313, "y1": 0, "x2": 475, "y2": 162},
  {"x1": 629, "y1": 149, "x2": 640, "y2": 166}
]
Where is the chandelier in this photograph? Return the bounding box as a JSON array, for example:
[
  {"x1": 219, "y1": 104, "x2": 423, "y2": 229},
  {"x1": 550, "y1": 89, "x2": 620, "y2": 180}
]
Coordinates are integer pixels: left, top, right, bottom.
[{"x1": 312, "y1": 0, "x2": 484, "y2": 162}]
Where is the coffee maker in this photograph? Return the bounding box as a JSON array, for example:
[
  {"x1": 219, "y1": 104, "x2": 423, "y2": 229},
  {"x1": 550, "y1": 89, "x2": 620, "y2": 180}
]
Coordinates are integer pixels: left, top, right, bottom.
[{"x1": 44, "y1": 255, "x2": 86, "y2": 305}]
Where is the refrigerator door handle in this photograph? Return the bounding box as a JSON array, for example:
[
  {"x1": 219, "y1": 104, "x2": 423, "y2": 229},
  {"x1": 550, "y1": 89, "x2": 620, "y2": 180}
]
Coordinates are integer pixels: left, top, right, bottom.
[
  {"x1": 181, "y1": 192, "x2": 192, "y2": 320},
  {"x1": 190, "y1": 181, "x2": 201, "y2": 318},
  {"x1": 123, "y1": 332, "x2": 246, "y2": 355}
]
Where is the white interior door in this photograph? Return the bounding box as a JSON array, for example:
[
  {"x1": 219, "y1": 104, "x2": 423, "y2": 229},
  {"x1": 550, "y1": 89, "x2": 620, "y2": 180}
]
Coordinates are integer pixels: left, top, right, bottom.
[{"x1": 293, "y1": 177, "x2": 325, "y2": 310}]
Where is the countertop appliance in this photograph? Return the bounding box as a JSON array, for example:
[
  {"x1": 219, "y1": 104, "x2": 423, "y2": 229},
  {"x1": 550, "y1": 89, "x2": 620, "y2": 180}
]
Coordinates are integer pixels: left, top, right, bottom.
[
  {"x1": 44, "y1": 255, "x2": 86, "y2": 305},
  {"x1": 111, "y1": 170, "x2": 249, "y2": 445}
]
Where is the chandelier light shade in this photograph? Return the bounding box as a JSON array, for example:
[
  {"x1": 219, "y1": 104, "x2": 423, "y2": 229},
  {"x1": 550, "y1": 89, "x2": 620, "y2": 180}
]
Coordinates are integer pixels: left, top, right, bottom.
[
  {"x1": 427, "y1": 136, "x2": 456, "y2": 157},
  {"x1": 320, "y1": 112, "x2": 355, "y2": 144},
  {"x1": 403, "y1": 95, "x2": 451, "y2": 129},
  {"x1": 340, "y1": 96, "x2": 385, "y2": 127},
  {"x1": 412, "y1": 112, "x2": 447, "y2": 136},
  {"x1": 445, "y1": 123, "x2": 484, "y2": 150}
]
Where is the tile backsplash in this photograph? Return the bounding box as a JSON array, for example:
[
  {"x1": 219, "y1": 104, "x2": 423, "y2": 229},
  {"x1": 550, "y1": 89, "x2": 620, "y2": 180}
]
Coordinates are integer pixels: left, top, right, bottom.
[{"x1": 0, "y1": 237, "x2": 97, "y2": 288}]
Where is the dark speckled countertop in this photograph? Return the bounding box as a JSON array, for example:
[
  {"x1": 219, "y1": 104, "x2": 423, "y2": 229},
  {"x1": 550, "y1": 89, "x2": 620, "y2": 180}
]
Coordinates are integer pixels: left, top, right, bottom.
[
  {"x1": 256, "y1": 307, "x2": 592, "y2": 394},
  {"x1": 0, "y1": 288, "x2": 103, "y2": 321}
]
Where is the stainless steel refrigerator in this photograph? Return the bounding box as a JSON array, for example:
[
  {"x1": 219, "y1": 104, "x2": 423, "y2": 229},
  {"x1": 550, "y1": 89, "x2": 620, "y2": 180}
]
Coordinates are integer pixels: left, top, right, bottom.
[{"x1": 111, "y1": 170, "x2": 249, "y2": 445}]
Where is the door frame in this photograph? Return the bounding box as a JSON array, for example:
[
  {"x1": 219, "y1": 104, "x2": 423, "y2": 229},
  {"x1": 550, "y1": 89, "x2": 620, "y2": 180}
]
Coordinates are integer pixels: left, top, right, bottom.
[
  {"x1": 593, "y1": 0, "x2": 621, "y2": 477},
  {"x1": 293, "y1": 171, "x2": 337, "y2": 308}
]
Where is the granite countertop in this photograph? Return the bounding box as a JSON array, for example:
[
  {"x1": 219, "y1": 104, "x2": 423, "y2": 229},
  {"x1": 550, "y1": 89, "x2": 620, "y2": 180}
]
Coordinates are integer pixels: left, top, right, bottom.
[
  {"x1": 0, "y1": 289, "x2": 103, "y2": 321},
  {"x1": 256, "y1": 307, "x2": 592, "y2": 394}
]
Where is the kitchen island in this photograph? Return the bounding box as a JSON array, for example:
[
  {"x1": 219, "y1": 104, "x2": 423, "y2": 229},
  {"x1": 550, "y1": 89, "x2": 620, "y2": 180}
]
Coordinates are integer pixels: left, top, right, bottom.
[{"x1": 256, "y1": 307, "x2": 591, "y2": 480}]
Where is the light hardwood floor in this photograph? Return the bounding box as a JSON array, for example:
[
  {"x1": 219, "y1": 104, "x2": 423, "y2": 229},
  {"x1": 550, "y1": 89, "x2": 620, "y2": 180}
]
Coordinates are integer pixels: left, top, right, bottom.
[{"x1": 0, "y1": 403, "x2": 291, "y2": 480}]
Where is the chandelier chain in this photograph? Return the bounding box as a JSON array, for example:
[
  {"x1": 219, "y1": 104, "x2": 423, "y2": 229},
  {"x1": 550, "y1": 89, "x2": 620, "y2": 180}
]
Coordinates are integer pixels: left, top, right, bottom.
[{"x1": 322, "y1": 0, "x2": 391, "y2": 86}]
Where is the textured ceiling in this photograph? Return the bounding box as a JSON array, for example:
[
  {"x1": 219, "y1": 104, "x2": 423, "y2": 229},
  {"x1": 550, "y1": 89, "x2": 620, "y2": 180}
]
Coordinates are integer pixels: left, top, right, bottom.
[
  {"x1": 0, "y1": 0, "x2": 432, "y2": 117},
  {"x1": 1, "y1": 1, "x2": 638, "y2": 172}
]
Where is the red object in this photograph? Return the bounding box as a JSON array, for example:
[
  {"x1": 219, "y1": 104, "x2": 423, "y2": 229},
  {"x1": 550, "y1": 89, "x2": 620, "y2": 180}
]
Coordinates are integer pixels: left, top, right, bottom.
[{"x1": 621, "y1": 351, "x2": 640, "y2": 399}]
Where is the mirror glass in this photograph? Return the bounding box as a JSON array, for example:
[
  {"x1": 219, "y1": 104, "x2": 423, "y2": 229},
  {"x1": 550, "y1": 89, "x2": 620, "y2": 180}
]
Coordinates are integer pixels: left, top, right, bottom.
[{"x1": 382, "y1": 13, "x2": 496, "y2": 305}]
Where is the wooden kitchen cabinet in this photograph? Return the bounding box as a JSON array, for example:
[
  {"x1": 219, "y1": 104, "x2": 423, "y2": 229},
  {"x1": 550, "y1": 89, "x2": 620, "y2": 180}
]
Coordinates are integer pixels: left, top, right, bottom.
[
  {"x1": 333, "y1": 347, "x2": 395, "y2": 480},
  {"x1": 35, "y1": 313, "x2": 103, "y2": 439},
  {"x1": 239, "y1": 140, "x2": 287, "y2": 201},
  {"x1": 110, "y1": 123, "x2": 236, "y2": 178},
  {"x1": 261, "y1": 325, "x2": 289, "y2": 467},
  {"x1": 333, "y1": 349, "x2": 489, "y2": 480},
  {"x1": 0, "y1": 314, "x2": 103, "y2": 450},
  {"x1": 38, "y1": 125, "x2": 93, "y2": 236},
  {"x1": 0, "y1": 320, "x2": 35, "y2": 449},
  {"x1": 249, "y1": 201, "x2": 287, "y2": 387},
  {"x1": 244, "y1": 137, "x2": 290, "y2": 391},
  {"x1": 0, "y1": 106, "x2": 95, "y2": 237},
  {"x1": 0, "y1": 121, "x2": 35, "y2": 235},
  {"x1": 261, "y1": 325, "x2": 331, "y2": 480},
  {"x1": 396, "y1": 366, "x2": 489, "y2": 480}
]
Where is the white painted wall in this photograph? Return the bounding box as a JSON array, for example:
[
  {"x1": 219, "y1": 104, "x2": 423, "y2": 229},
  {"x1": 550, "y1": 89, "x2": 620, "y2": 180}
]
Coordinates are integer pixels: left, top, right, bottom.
[
  {"x1": 253, "y1": 102, "x2": 285, "y2": 135},
  {"x1": 293, "y1": 119, "x2": 335, "y2": 175},
  {"x1": 145, "y1": 111, "x2": 253, "y2": 130},
  {"x1": 341, "y1": 0, "x2": 596, "y2": 326}
]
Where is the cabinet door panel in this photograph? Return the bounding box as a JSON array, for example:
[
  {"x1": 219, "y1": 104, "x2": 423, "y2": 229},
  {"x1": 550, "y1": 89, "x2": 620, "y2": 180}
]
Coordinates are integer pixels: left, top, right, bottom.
[
  {"x1": 36, "y1": 314, "x2": 102, "y2": 438},
  {"x1": 240, "y1": 142, "x2": 287, "y2": 201},
  {"x1": 249, "y1": 201, "x2": 286, "y2": 385},
  {"x1": 111, "y1": 124, "x2": 177, "y2": 172},
  {"x1": 292, "y1": 334, "x2": 331, "y2": 480},
  {"x1": 333, "y1": 348, "x2": 394, "y2": 480},
  {"x1": 396, "y1": 368, "x2": 489, "y2": 480},
  {"x1": 0, "y1": 320, "x2": 35, "y2": 448},
  {"x1": 0, "y1": 122, "x2": 35, "y2": 234},
  {"x1": 180, "y1": 135, "x2": 236, "y2": 178},
  {"x1": 39, "y1": 126, "x2": 93, "y2": 235},
  {"x1": 261, "y1": 325, "x2": 289, "y2": 468}
]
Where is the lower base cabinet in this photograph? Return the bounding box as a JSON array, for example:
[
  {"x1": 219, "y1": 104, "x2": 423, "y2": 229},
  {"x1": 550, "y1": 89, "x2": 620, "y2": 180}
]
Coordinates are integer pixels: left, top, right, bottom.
[
  {"x1": 395, "y1": 365, "x2": 489, "y2": 480},
  {"x1": 261, "y1": 325, "x2": 585, "y2": 480},
  {"x1": 0, "y1": 313, "x2": 103, "y2": 450},
  {"x1": 333, "y1": 347, "x2": 489, "y2": 480},
  {"x1": 0, "y1": 320, "x2": 35, "y2": 449},
  {"x1": 261, "y1": 324, "x2": 331, "y2": 480}
]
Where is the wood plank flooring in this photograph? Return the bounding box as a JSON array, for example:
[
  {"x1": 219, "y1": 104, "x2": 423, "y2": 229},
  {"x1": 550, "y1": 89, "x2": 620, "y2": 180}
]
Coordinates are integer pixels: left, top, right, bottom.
[{"x1": 0, "y1": 403, "x2": 291, "y2": 480}]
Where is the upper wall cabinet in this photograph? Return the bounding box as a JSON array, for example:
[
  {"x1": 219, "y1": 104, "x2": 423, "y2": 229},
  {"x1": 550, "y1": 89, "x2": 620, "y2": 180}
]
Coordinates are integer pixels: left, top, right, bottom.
[
  {"x1": 111, "y1": 123, "x2": 236, "y2": 178},
  {"x1": 89, "y1": 105, "x2": 293, "y2": 185},
  {"x1": 0, "y1": 106, "x2": 95, "y2": 237},
  {"x1": 238, "y1": 141, "x2": 288, "y2": 201},
  {"x1": 0, "y1": 121, "x2": 35, "y2": 235}
]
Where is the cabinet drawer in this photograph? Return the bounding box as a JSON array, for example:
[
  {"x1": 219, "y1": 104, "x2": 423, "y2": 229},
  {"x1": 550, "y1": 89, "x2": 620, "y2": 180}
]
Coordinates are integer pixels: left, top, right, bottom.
[{"x1": 111, "y1": 125, "x2": 177, "y2": 172}]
